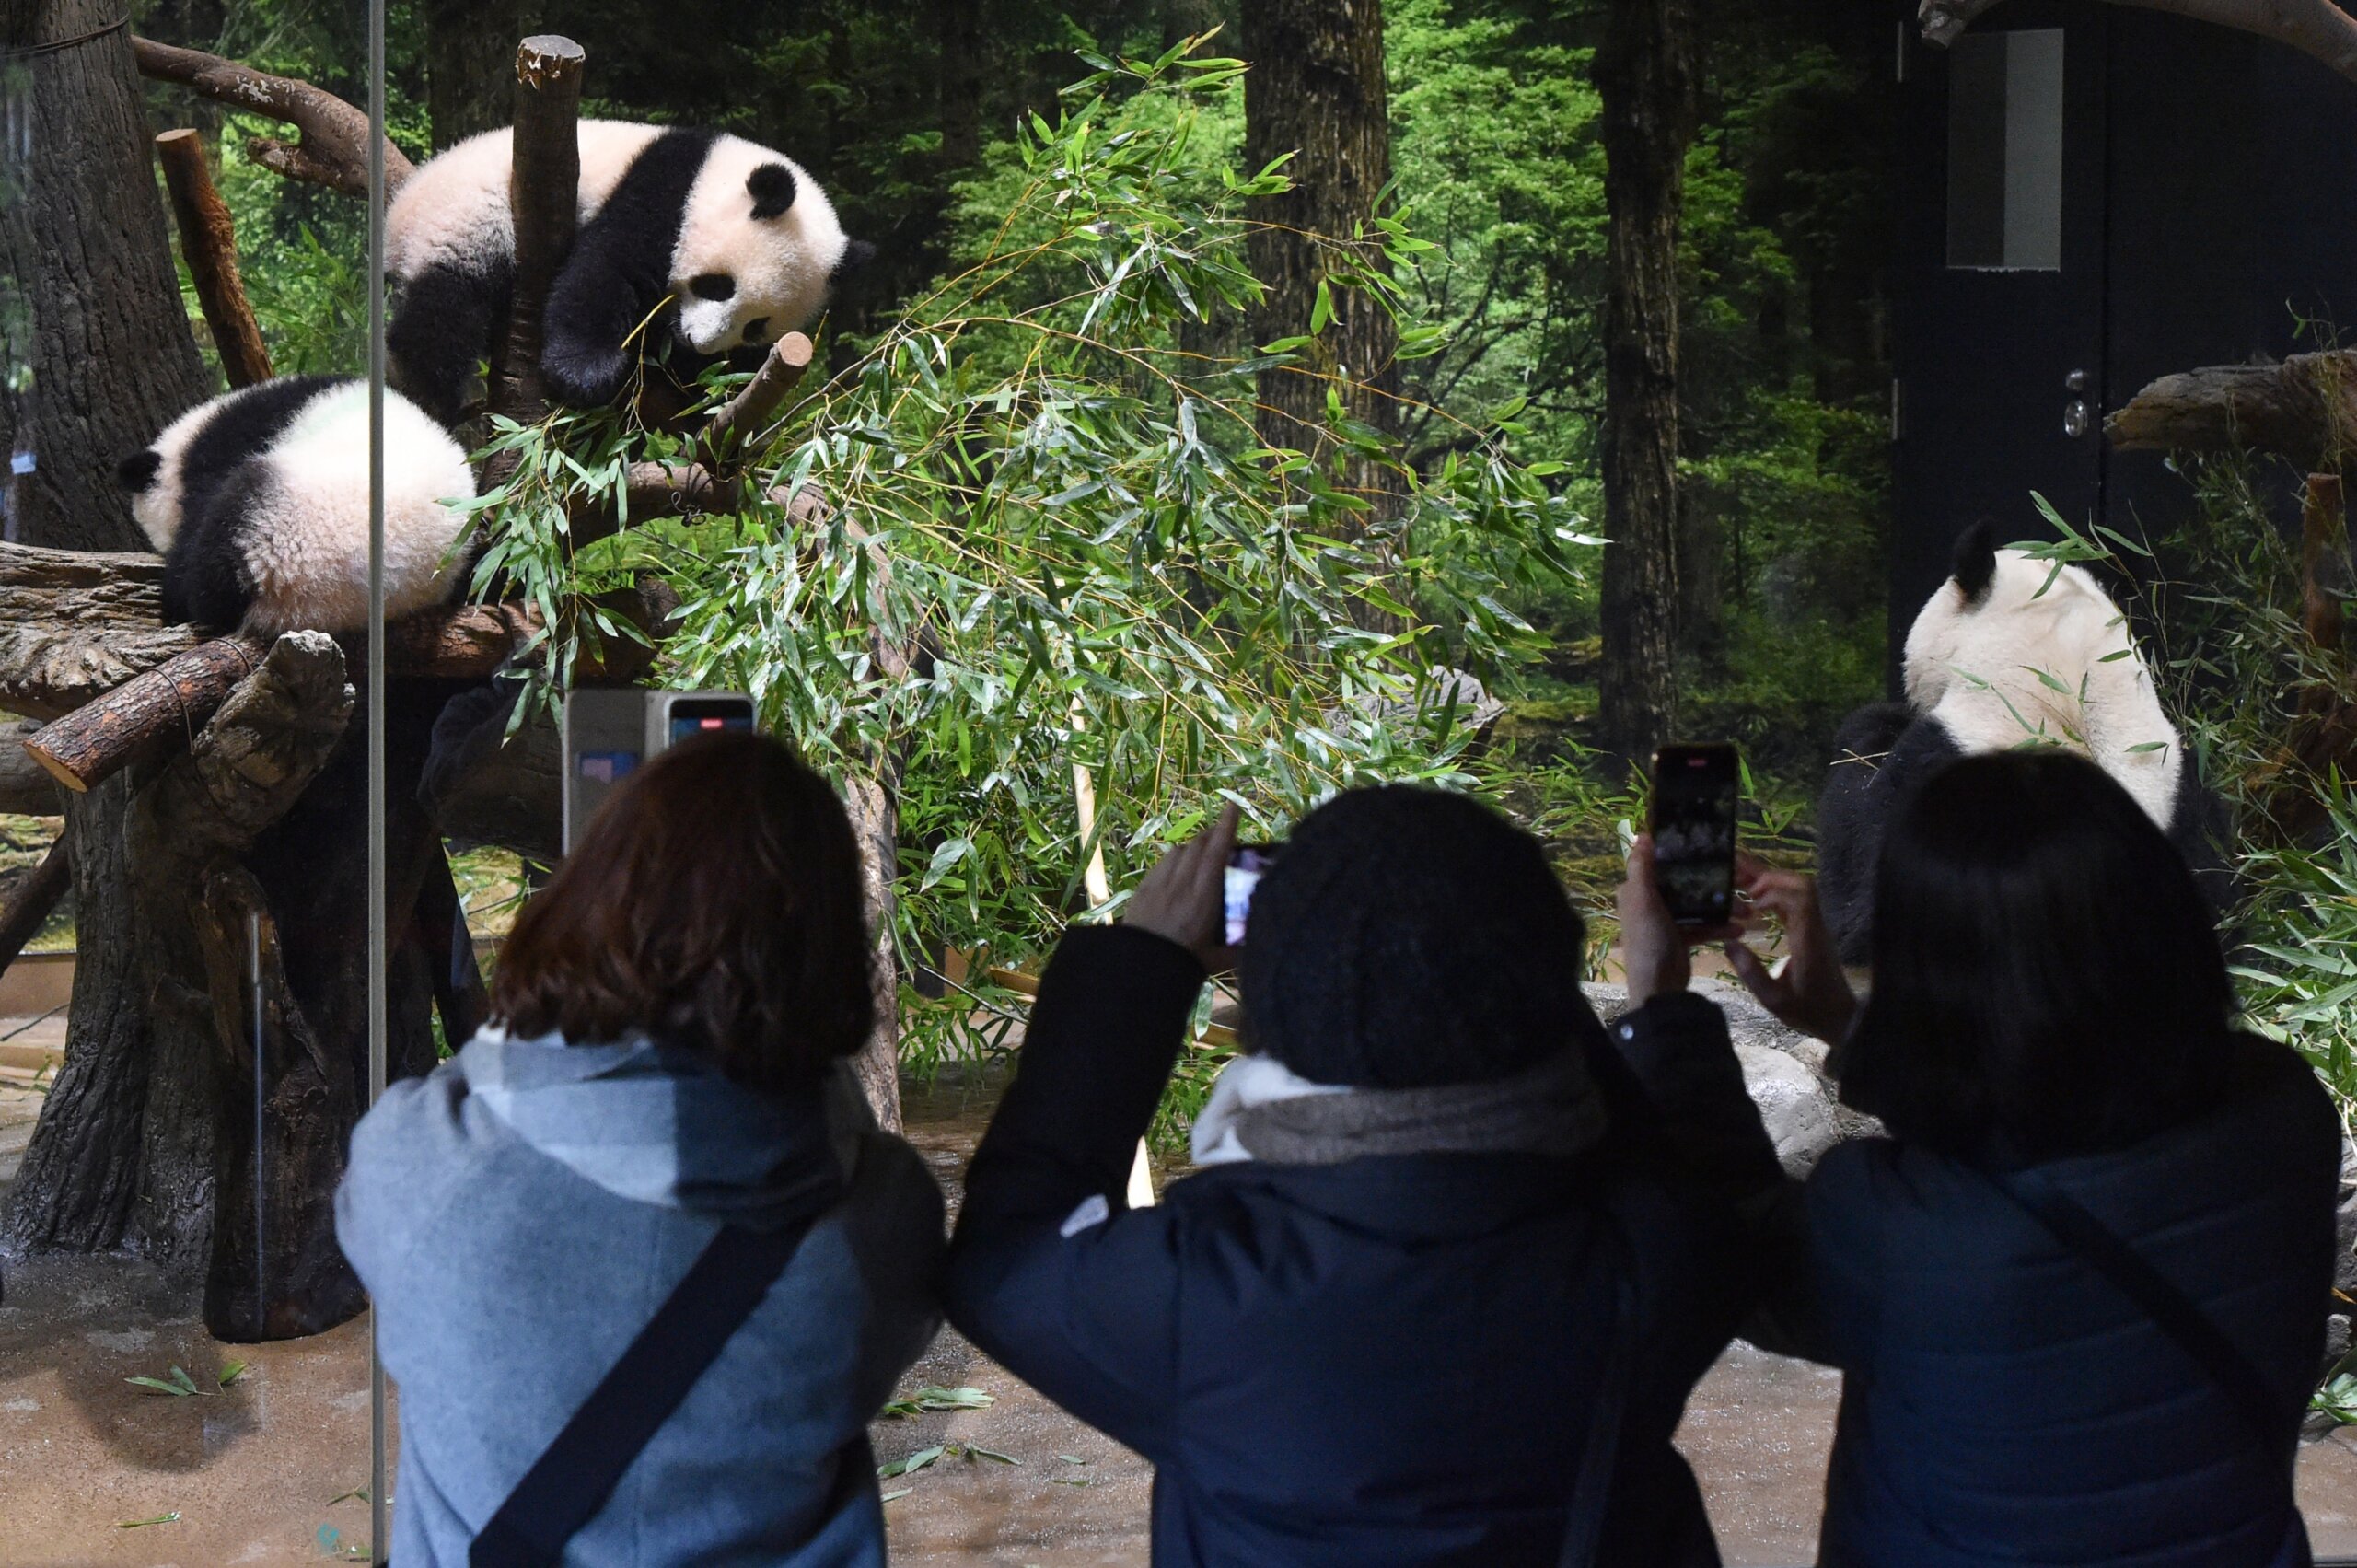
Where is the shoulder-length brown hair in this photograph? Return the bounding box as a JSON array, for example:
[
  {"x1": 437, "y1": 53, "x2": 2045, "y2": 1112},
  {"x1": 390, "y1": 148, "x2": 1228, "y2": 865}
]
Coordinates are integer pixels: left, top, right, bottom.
[{"x1": 490, "y1": 731, "x2": 874, "y2": 1097}]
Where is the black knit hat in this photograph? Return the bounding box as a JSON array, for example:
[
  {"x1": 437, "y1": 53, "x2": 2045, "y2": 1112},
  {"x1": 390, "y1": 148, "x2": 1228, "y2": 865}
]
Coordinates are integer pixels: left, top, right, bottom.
[{"x1": 1236, "y1": 784, "x2": 1594, "y2": 1088}]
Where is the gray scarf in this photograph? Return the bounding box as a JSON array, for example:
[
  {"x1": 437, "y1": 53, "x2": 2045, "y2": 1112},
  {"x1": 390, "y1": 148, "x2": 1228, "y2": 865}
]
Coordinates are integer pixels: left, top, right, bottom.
[{"x1": 1190, "y1": 1046, "x2": 1608, "y2": 1167}]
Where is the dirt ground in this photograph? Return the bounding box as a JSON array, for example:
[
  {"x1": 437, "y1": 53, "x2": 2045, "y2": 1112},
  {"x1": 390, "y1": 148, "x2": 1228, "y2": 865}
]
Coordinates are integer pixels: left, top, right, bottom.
[{"x1": 7, "y1": 1060, "x2": 2357, "y2": 1566}]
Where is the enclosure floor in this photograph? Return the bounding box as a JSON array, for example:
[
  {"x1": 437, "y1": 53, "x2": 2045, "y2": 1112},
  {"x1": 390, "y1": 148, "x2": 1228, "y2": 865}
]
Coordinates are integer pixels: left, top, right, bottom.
[{"x1": 6, "y1": 1067, "x2": 2357, "y2": 1565}]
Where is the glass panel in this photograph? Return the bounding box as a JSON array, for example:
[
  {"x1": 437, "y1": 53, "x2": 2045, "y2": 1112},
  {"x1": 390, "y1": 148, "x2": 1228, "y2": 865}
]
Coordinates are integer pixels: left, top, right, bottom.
[
  {"x1": 1946, "y1": 28, "x2": 2064, "y2": 271},
  {"x1": 0, "y1": 2, "x2": 388, "y2": 1558}
]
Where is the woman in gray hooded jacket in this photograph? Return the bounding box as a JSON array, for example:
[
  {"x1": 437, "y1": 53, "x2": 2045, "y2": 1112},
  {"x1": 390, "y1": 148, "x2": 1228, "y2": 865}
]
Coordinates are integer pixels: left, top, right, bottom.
[{"x1": 336, "y1": 732, "x2": 943, "y2": 1567}]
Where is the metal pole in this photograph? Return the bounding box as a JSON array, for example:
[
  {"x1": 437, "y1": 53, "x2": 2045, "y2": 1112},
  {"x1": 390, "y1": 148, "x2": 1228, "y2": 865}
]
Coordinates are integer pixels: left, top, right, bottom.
[{"x1": 366, "y1": 0, "x2": 389, "y2": 1554}]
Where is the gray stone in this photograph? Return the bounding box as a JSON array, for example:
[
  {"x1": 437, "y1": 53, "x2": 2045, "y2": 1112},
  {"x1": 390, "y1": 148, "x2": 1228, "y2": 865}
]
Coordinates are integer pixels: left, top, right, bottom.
[
  {"x1": 1582, "y1": 982, "x2": 1843, "y2": 1176},
  {"x1": 2336, "y1": 1179, "x2": 2357, "y2": 1296}
]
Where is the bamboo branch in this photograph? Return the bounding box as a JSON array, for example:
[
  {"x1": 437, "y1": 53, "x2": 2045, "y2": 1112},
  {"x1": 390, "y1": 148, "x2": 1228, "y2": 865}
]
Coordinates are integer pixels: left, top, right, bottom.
[
  {"x1": 132, "y1": 36, "x2": 414, "y2": 198},
  {"x1": 156, "y1": 129, "x2": 273, "y2": 389}
]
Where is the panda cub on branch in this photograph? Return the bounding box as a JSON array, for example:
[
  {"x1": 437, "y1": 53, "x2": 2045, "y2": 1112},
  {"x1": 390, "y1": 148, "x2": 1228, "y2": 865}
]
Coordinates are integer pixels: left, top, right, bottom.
[
  {"x1": 117, "y1": 377, "x2": 478, "y2": 636},
  {"x1": 386, "y1": 121, "x2": 871, "y2": 425},
  {"x1": 1815, "y1": 520, "x2": 2227, "y2": 962}
]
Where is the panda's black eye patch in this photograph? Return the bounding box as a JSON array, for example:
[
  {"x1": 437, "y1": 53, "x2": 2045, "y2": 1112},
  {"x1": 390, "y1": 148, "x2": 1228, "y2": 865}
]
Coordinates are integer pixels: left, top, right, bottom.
[
  {"x1": 689, "y1": 273, "x2": 737, "y2": 302},
  {"x1": 741, "y1": 318, "x2": 771, "y2": 343},
  {"x1": 747, "y1": 162, "x2": 796, "y2": 220}
]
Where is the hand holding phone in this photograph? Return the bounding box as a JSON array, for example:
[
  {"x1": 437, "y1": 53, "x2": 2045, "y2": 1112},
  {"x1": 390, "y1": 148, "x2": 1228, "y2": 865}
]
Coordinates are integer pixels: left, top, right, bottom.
[{"x1": 1223, "y1": 844, "x2": 1280, "y2": 947}]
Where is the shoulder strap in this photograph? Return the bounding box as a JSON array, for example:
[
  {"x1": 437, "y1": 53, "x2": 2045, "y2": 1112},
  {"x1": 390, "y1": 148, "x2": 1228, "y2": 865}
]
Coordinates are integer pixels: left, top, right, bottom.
[
  {"x1": 1559, "y1": 1212, "x2": 1641, "y2": 1568},
  {"x1": 470, "y1": 1217, "x2": 819, "y2": 1568},
  {"x1": 1990, "y1": 1170, "x2": 2289, "y2": 1469}
]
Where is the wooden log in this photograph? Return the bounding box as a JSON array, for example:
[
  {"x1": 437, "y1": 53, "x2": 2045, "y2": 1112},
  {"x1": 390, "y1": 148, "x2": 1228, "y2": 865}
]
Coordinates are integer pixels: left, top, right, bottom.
[
  {"x1": 1919, "y1": 1, "x2": 2357, "y2": 87},
  {"x1": 2103, "y1": 350, "x2": 2357, "y2": 470},
  {"x1": 132, "y1": 36, "x2": 414, "y2": 198},
  {"x1": 696, "y1": 331, "x2": 818, "y2": 473},
  {"x1": 0, "y1": 542, "x2": 196, "y2": 721},
  {"x1": 22, "y1": 636, "x2": 267, "y2": 793},
  {"x1": 0, "y1": 834, "x2": 70, "y2": 980},
  {"x1": 155, "y1": 129, "x2": 273, "y2": 389},
  {"x1": 490, "y1": 35, "x2": 586, "y2": 430}
]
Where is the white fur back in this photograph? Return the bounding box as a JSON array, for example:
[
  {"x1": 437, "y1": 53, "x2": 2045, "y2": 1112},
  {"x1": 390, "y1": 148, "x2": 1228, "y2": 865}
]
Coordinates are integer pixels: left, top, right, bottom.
[
  {"x1": 239, "y1": 385, "x2": 478, "y2": 633},
  {"x1": 1904, "y1": 549, "x2": 2184, "y2": 827},
  {"x1": 386, "y1": 120, "x2": 667, "y2": 280}
]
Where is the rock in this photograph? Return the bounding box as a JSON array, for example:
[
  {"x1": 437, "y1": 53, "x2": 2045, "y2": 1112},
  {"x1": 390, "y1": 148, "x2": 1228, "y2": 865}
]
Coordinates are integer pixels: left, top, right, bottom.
[
  {"x1": 1736, "y1": 1044, "x2": 1840, "y2": 1177},
  {"x1": 2326, "y1": 1313, "x2": 2352, "y2": 1376},
  {"x1": 1582, "y1": 981, "x2": 1844, "y2": 1176},
  {"x1": 2336, "y1": 1179, "x2": 2357, "y2": 1296}
]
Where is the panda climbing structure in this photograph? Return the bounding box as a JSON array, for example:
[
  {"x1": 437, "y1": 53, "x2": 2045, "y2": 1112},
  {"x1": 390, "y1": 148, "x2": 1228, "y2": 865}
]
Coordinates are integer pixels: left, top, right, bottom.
[
  {"x1": 385, "y1": 121, "x2": 870, "y2": 425},
  {"x1": 1816, "y1": 521, "x2": 2229, "y2": 962},
  {"x1": 117, "y1": 377, "x2": 479, "y2": 636}
]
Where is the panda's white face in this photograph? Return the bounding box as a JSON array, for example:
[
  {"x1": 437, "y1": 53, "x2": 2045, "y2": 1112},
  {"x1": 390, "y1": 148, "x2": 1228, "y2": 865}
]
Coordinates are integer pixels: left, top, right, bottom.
[{"x1": 670, "y1": 136, "x2": 851, "y2": 357}]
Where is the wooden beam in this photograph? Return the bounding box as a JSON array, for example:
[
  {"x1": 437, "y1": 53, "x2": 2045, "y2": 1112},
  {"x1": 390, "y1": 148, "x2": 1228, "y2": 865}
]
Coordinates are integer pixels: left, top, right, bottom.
[
  {"x1": 0, "y1": 542, "x2": 196, "y2": 722},
  {"x1": 0, "y1": 835, "x2": 71, "y2": 981},
  {"x1": 1919, "y1": 0, "x2": 2357, "y2": 86},
  {"x1": 155, "y1": 129, "x2": 273, "y2": 389},
  {"x1": 2103, "y1": 350, "x2": 2357, "y2": 470},
  {"x1": 132, "y1": 36, "x2": 414, "y2": 198},
  {"x1": 21, "y1": 636, "x2": 268, "y2": 793},
  {"x1": 491, "y1": 35, "x2": 586, "y2": 431},
  {"x1": 696, "y1": 331, "x2": 818, "y2": 473}
]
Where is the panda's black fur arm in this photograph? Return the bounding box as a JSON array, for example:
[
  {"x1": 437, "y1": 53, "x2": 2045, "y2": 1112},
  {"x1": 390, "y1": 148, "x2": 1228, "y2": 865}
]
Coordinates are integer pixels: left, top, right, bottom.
[
  {"x1": 163, "y1": 459, "x2": 269, "y2": 632},
  {"x1": 389, "y1": 260, "x2": 511, "y2": 427},
  {"x1": 540, "y1": 128, "x2": 718, "y2": 409},
  {"x1": 1816, "y1": 702, "x2": 1961, "y2": 964}
]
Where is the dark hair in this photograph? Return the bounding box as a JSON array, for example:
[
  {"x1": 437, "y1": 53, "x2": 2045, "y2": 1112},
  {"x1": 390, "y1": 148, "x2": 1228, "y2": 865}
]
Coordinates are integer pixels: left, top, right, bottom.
[
  {"x1": 1837, "y1": 749, "x2": 2233, "y2": 1162},
  {"x1": 490, "y1": 732, "x2": 874, "y2": 1097},
  {"x1": 1236, "y1": 784, "x2": 1594, "y2": 1088}
]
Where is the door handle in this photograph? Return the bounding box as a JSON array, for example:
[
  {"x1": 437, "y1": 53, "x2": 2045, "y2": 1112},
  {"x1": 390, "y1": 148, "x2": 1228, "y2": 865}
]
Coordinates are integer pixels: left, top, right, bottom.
[{"x1": 2063, "y1": 398, "x2": 2091, "y2": 438}]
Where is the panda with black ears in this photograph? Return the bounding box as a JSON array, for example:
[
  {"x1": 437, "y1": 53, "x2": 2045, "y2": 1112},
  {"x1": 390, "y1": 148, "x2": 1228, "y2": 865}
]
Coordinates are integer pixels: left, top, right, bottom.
[
  {"x1": 117, "y1": 376, "x2": 478, "y2": 636},
  {"x1": 386, "y1": 121, "x2": 874, "y2": 425},
  {"x1": 1815, "y1": 520, "x2": 2230, "y2": 961}
]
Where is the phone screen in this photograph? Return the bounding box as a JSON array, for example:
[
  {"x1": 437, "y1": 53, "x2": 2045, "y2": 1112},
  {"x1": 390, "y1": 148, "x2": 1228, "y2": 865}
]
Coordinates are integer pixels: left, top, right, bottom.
[
  {"x1": 1225, "y1": 844, "x2": 1279, "y2": 947},
  {"x1": 1650, "y1": 744, "x2": 1739, "y2": 926},
  {"x1": 667, "y1": 695, "x2": 757, "y2": 749}
]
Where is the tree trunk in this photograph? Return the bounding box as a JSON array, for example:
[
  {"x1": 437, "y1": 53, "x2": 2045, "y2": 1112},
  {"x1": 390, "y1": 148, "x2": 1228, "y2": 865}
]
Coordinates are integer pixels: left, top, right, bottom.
[
  {"x1": 425, "y1": 0, "x2": 528, "y2": 151},
  {"x1": 0, "y1": 0, "x2": 211, "y2": 550},
  {"x1": 937, "y1": 0, "x2": 984, "y2": 174},
  {"x1": 1239, "y1": 0, "x2": 1399, "y2": 503},
  {"x1": 842, "y1": 770, "x2": 904, "y2": 1136},
  {"x1": 1594, "y1": 0, "x2": 1700, "y2": 763}
]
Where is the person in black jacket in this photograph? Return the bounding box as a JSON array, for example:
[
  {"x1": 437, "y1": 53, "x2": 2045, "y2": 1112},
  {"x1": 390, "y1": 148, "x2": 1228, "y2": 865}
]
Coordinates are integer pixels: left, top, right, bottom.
[
  {"x1": 1628, "y1": 749, "x2": 2337, "y2": 1568},
  {"x1": 945, "y1": 784, "x2": 1785, "y2": 1567}
]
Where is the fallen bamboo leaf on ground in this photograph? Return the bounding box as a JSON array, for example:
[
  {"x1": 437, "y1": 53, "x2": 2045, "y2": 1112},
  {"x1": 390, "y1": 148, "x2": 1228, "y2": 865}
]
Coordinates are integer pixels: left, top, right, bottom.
[
  {"x1": 116, "y1": 1513, "x2": 178, "y2": 1528},
  {"x1": 880, "y1": 1384, "x2": 995, "y2": 1417}
]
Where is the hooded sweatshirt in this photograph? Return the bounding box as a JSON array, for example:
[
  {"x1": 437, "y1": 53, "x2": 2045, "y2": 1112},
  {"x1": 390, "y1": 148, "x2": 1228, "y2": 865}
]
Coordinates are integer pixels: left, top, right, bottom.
[{"x1": 336, "y1": 1028, "x2": 943, "y2": 1568}]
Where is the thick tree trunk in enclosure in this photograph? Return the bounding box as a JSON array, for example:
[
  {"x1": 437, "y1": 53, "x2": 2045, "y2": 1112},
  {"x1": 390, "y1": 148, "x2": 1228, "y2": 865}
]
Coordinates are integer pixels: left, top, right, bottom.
[
  {"x1": 0, "y1": 0, "x2": 211, "y2": 550},
  {"x1": 1239, "y1": 0, "x2": 1400, "y2": 509},
  {"x1": 1594, "y1": 0, "x2": 1700, "y2": 762},
  {"x1": 842, "y1": 772, "x2": 905, "y2": 1136},
  {"x1": 426, "y1": 0, "x2": 530, "y2": 151},
  {"x1": 937, "y1": 0, "x2": 985, "y2": 174}
]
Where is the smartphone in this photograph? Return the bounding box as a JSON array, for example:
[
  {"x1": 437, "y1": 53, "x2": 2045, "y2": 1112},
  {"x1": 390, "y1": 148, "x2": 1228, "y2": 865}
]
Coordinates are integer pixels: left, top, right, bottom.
[
  {"x1": 1224, "y1": 843, "x2": 1280, "y2": 947},
  {"x1": 1649, "y1": 743, "x2": 1740, "y2": 927}
]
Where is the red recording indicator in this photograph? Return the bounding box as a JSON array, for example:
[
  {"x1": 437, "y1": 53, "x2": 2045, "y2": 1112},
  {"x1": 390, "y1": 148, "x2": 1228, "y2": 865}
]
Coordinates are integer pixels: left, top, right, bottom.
[{"x1": 700, "y1": 717, "x2": 725, "y2": 729}]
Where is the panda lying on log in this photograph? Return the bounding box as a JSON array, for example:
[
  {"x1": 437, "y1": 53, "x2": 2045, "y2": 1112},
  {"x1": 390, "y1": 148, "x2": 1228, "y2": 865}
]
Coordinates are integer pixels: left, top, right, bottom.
[
  {"x1": 385, "y1": 121, "x2": 872, "y2": 425},
  {"x1": 117, "y1": 377, "x2": 478, "y2": 636},
  {"x1": 1817, "y1": 521, "x2": 2231, "y2": 963}
]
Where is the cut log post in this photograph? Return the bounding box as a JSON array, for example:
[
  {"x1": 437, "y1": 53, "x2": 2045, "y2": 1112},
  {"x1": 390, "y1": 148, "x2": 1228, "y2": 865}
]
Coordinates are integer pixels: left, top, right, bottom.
[
  {"x1": 490, "y1": 35, "x2": 586, "y2": 434},
  {"x1": 696, "y1": 331, "x2": 818, "y2": 474},
  {"x1": 0, "y1": 834, "x2": 71, "y2": 980},
  {"x1": 22, "y1": 636, "x2": 267, "y2": 793},
  {"x1": 155, "y1": 129, "x2": 273, "y2": 389},
  {"x1": 2104, "y1": 350, "x2": 2357, "y2": 470},
  {"x1": 132, "y1": 36, "x2": 414, "y2": 198}
]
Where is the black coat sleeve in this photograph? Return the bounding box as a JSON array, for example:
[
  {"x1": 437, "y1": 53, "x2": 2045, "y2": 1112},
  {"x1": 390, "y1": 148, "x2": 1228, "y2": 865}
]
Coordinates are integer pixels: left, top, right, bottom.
[{"x1": 942, "y1": 924, "x2": 1207, "y2": 1454}]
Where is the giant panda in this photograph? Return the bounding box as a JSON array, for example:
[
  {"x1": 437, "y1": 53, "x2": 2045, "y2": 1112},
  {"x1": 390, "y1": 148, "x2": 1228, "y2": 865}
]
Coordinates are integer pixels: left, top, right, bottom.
[
  {"x1": 385, "y1": 122, "x2": 871, "y2": 426},
  {"x1": 1816, "y1": 521, "x2": 2228, "y2": 961},
  {"x1": 117, "y1": 377, "x2": 479, "y2": 636}
]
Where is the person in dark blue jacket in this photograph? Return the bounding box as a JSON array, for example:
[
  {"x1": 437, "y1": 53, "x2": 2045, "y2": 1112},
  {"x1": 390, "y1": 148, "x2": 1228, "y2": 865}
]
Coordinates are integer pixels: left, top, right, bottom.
[
  {"x1": 945, "y1": 784, "x2": 1786, "y2": 1567},
  {"x1": 1637, "y1": 749, "x2": 2337, "y2": 1568}
]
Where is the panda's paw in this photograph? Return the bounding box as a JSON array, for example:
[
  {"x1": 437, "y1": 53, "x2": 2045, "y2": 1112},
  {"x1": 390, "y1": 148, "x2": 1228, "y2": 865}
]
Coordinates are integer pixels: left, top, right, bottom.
[{"x1": 540, "y1": 342, "x2": 631, "y2": 410}]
